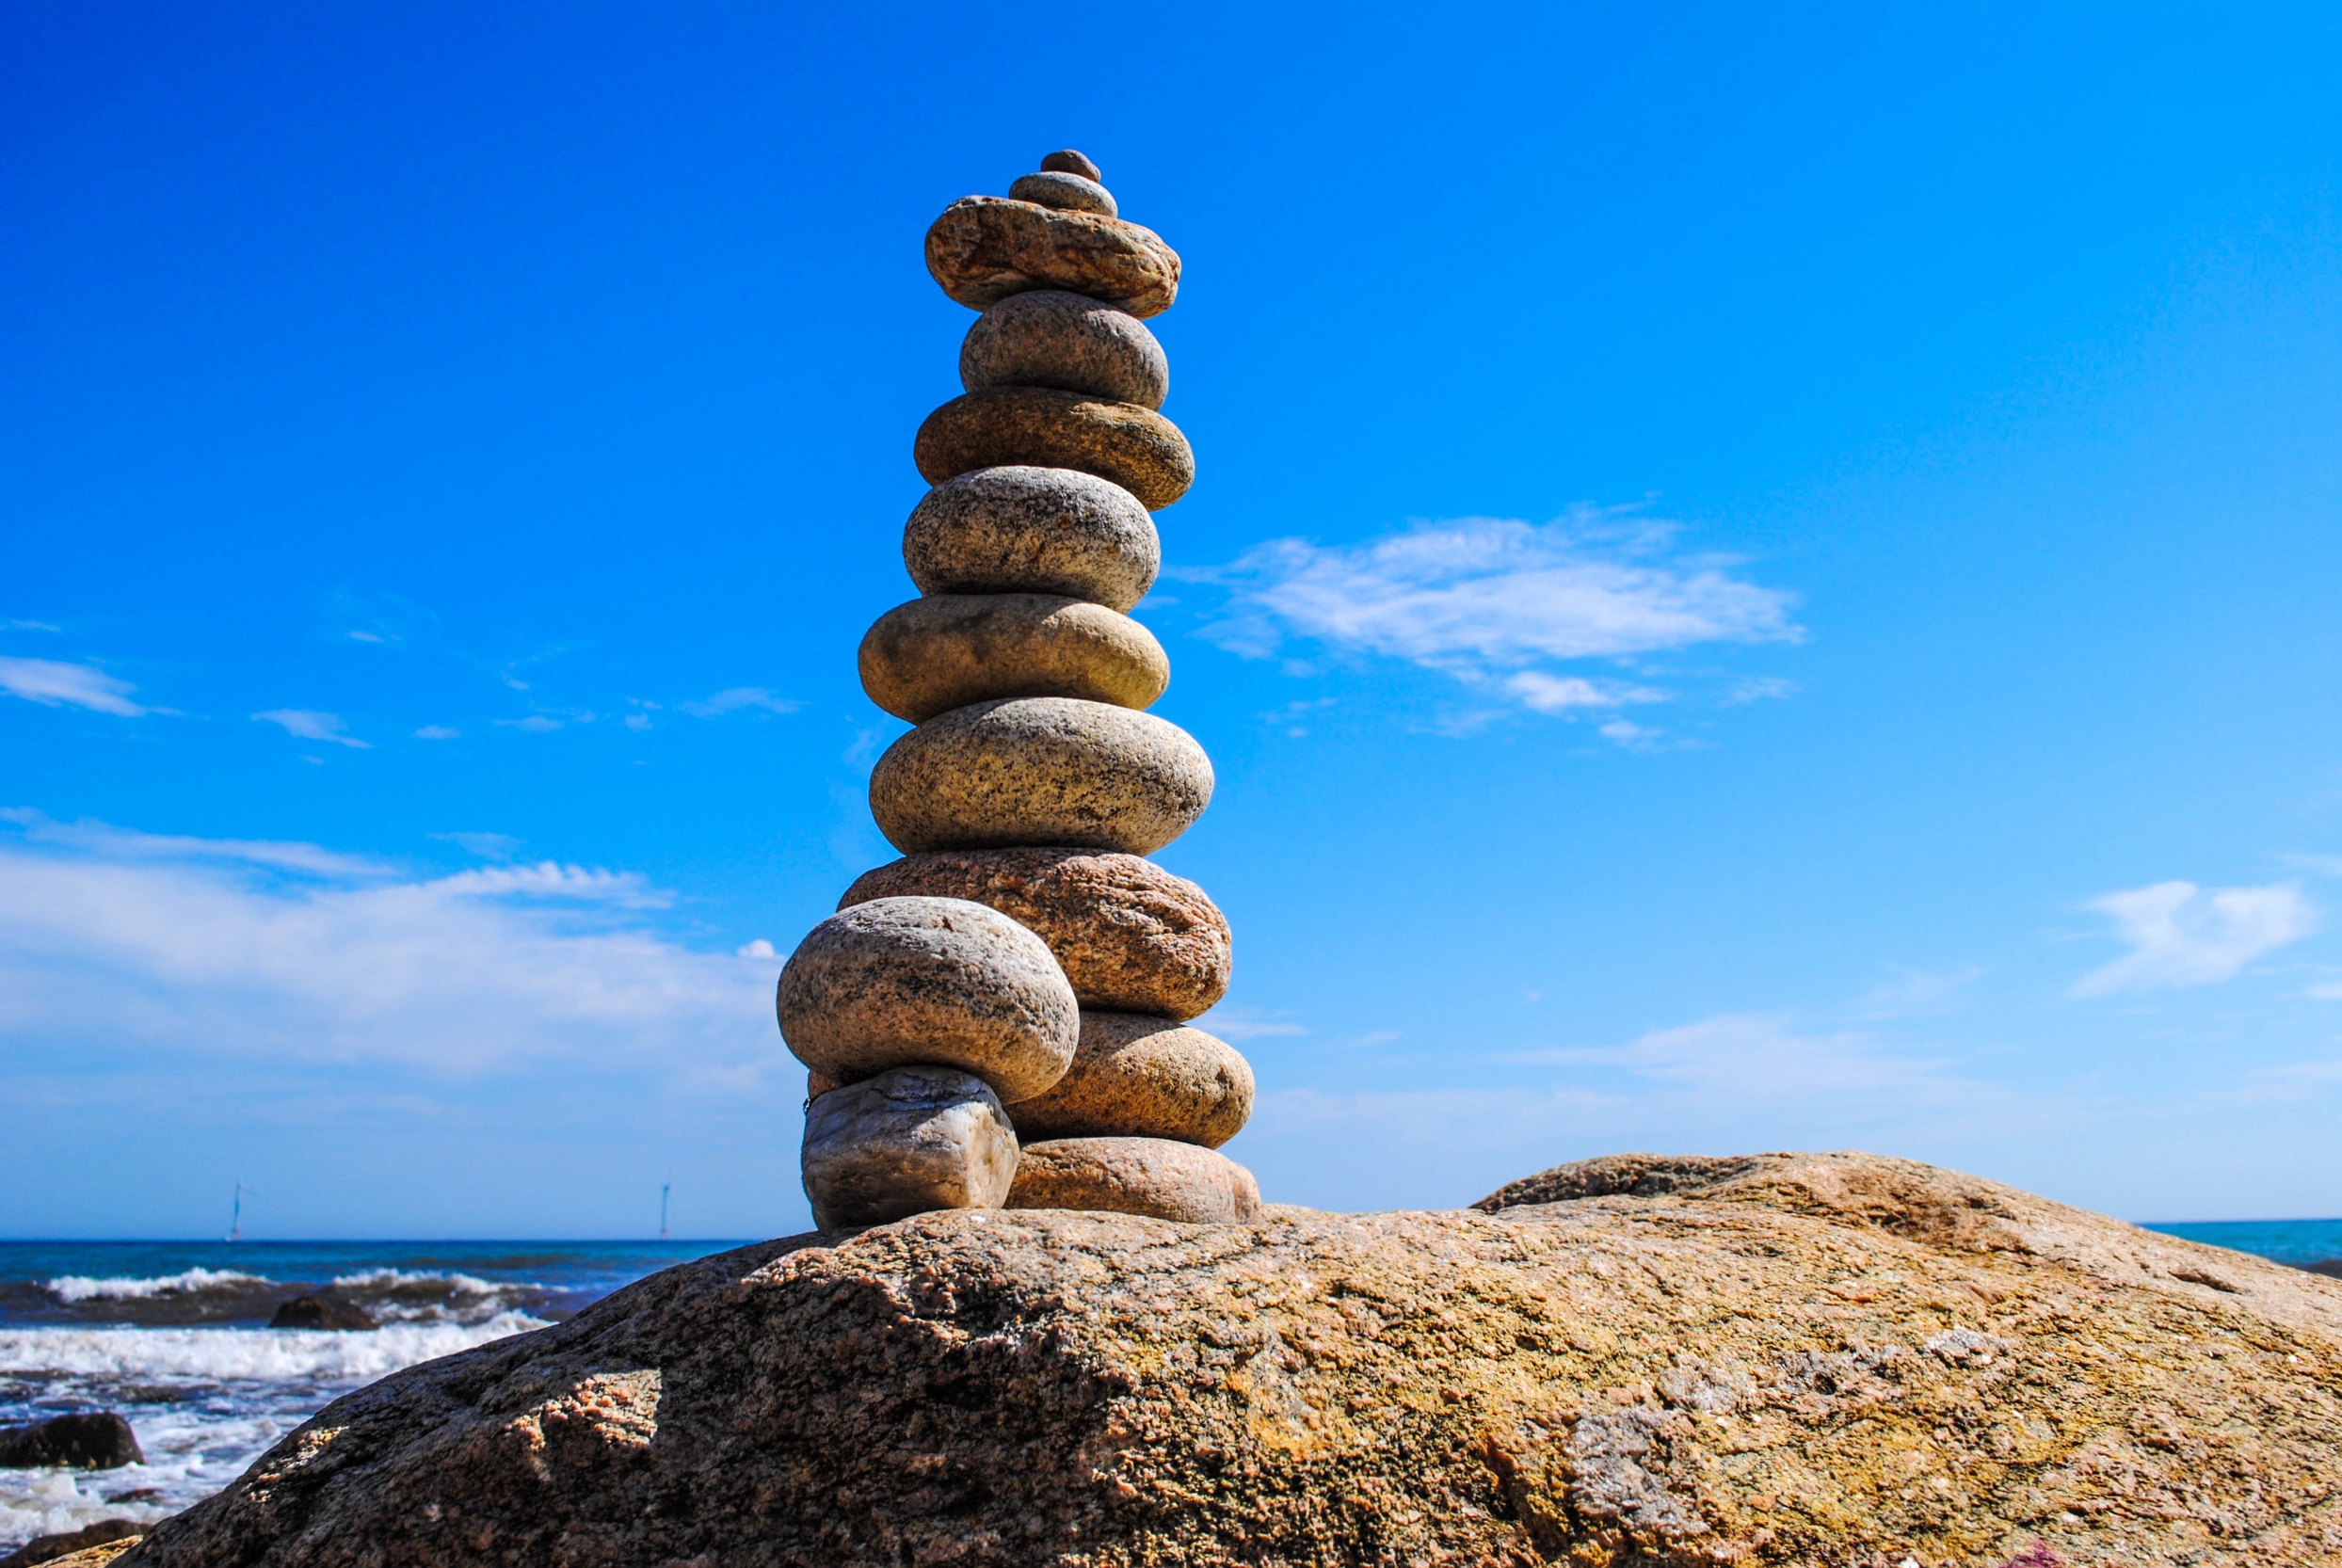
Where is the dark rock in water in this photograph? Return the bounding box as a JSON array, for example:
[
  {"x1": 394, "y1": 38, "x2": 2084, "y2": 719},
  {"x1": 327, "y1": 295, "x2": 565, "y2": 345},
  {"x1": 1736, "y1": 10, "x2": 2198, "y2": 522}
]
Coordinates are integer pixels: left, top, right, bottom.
[
  {"x1": 0, "y1": 1413, "x2": 143, "y2": 1470},
  {"x1": 113, "y1": 1152, "x2": 2342, "y2": 1568},
  {"x1": 2305, "y1": 1258, "x2": 2342, "y2": 1278},
  {"x1": 266, "y1": 1294, "x2": 377, "y2": 1331},
  {"x1": 0, "y1": 1520, "x2": 141, "y2": 1567}
]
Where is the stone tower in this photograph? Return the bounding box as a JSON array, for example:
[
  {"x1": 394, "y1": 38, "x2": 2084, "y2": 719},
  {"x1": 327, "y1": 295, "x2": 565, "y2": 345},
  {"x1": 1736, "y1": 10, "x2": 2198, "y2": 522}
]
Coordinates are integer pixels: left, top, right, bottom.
[{"x1": 777, "y1": 152, "x2": 1261, "y2": 1227}]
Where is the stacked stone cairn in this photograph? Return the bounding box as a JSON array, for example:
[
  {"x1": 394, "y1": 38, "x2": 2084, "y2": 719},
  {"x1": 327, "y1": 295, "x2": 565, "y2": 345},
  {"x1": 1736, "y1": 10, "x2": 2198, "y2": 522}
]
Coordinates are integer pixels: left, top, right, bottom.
[{"x1": 778, "y1": 151, "x2": 1262, "y2": 1231}]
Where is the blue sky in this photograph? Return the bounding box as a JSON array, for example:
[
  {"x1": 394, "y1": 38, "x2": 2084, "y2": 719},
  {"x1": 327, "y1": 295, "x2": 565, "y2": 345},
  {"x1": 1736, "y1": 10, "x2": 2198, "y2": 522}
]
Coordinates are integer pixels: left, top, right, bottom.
[{"x1": 7, "y1": 3, "x2": 2341, "y2": 1238}]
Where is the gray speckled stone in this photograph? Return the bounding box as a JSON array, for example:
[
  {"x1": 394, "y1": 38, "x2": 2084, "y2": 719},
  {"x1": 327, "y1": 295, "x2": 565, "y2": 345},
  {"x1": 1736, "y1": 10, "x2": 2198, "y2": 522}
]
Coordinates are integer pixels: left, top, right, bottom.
[
  {"x1": 1006, "y1": 1135, "x2": 1261, "y2": 1223},
  {"x1": 858, "y1": 594, "x2": 1168, "y2": 724},
  {"x1": 869, "y1": 697, "x2": 1213, "y2": 856},
  {"x1": 924, "y1": 197, "x2": 1179, "y2": 317},
  {"x1": 1039, "y1": 149, "x2": 1102, "y2": 181},
  {"x1": 960, "y1": 290, "x2": 1167, "y2": 409},
  {"x1": 916, "y1": 387, "x2": 1193, "y2": 510},
  {"x1": 801, "y1": 1065, "x2": 1019, "y2": 1227},
  {"x1": 1008, "y1": 1013, "x2": 1254, "y2": 1148},
  {"x1": 1009, "y1": 170, "x2": 1116, "y2": 217},
  {"x1": 777, "y1": 895, "x2": 1079, "y2": 1103},
  {"x1": 904, "y1": 467, "x2": 1160, "y2": 612}
]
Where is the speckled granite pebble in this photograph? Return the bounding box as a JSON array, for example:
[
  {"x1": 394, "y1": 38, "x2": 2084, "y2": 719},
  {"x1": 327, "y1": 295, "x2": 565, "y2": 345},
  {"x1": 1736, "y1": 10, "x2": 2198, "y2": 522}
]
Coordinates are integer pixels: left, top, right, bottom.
[
  {"x1": 904, "y1": 466, "x2": 1159, "y2": 611},
  {"x1": 960, "y1": 289, "x2": 1167, "y2": 408},
  {"x1": 1008, "y1": 1013, "x2": 1252, "y2": 1147},
  {"x1": 1039, "y1": 149, "x2": 1101, "y2": 181},
  {"x1": 858, "y1": 594, "x2": 1168, "y2": 723},
  {"x1": 925, "y1": 196, "x2": 1179, "y2": 317},
  {"x1": 916, "y1": 387, "x2": 1192, "y2": 509},
  {"x1": 777, "y1": 895, "x2": 1078, "y2": 1103},
  {"x1": 1007, "y1": 1135, "x2": 1260, "y2": 1222},
  {"x1": 1009, "y1": 170, "x2": 1116, "y2": 216},
  {"x1": 800, "y1": 1064, "x2": 1018, "y2": 1227}
]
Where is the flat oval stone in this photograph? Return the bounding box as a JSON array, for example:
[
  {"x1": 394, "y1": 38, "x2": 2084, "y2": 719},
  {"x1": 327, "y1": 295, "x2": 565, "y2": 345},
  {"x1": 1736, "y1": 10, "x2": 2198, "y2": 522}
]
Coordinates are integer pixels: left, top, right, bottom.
[
  {"x1": 858, "y1": 595, "x2": 1168, "y2": 724},
  {"x1": 778, "y1": 895, "x2": 1079, "y2": 1103},
  {"x1": 1007, "y1": 1135, "x2": 1261, "y2": 1223},
  {"x1": 1039, "y1": 149, "x2": 1101, "y2": 181},
  {"x1": 801, "y1": 1065, "x2": 1019, "y2": 1228},
  {"x1": 840, "y1": 849, "x2": 1229, "y2": 1019},
  {"x1": 1008, "y1": 171, "x2": 1116, "y2": 217},
  {"x1": 925, "y1": 197, "x2": 1179, "y2": 317},
  {"x1": 869, "y1": 697, "x2": 1212, "y2": 856},
  {"x1": 1008, "y1": 1014, "x2": 1253, "y2": 1147},
  {"x1": 904, "y1": 466, "x2": 1159, "y2": 611},
  {"x1": 916, "y1": 387, "x2": 1193, "y2": 510},
  {"x1": 960, "y1": 291, "x2": 1167, "y2": 408}
]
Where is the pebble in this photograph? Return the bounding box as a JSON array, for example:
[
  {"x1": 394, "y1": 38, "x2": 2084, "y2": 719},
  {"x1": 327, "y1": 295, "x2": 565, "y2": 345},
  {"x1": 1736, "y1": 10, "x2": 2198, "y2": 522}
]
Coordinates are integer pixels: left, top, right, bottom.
[
  {"x1": 1006, "y1": 1135, "x2": 1261, "y2": 1223},
  {"x1": 1039, "y1": 149, "x2": 1102, "y2": 181},
  {"x1": 1009, "y1": 1013, "x2": 1253, "y2": 1148},
  {"x1": 801, "y1": 1065, "x2": 1019, "y2": 1228},
  {"x1": 840, "y1": 848, "x2": 1229, "y2": 1019},
  {"x1": 960, "y1": 289, "x2": 1167, "y2": 408},
  {"x1": 777, "y1": 895, "x2": 1079, "y2": 1103},
  {"x1": 869, "y1": 697, "x2": 1213, "y2": 856},
  {"x1": 925, "y1": 196, "x2": 1179, "y2": 317},
  {"x1": 916, "y1": 387, "x2": 1193, "y2": 510},
  {"x1": 1008, "y1": 170, "x2": 1116, "y2": 216},
  {"x1": 858, "y1": 594, "x2": 1169, "y2": 724},
  {"x1": 904, "y1": 466, "x2": 1160, "y2": 611}
]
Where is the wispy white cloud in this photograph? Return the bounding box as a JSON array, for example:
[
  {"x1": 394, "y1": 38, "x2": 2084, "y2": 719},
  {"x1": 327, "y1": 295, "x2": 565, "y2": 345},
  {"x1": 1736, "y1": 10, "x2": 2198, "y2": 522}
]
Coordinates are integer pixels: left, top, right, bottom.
[
  {"x1": 1498, "y1": 1012, "x2": 1966, "y2": 1101},
  {"x1": 253, "y1": 709, "x2": 370, "y2": 749},
  {"x1": 1184, "y1": 511, "x2": 1798, "y2": 721},
  {"x1": 1197, "y1": 1007, "x2": 1309, "y2": 1042},
  {"x1": 412, "y1": 726, "x2": 460, "y2": 741},
  {"x1": 6, "y1": 620, "x2": 63, "y2": 633},
  {"x1": 433, "y1": 831, "x2": 520, "y2": 861},
  {"x1": 2070, "y1": 880, "x2": 2319, "y2": 998},
  {"x1": 0, "y1": 808, "x2": 393, "y2": 878},
  {"x1": 0, "y1": 658, "x2": 152, "y2": 716},
  {"x1": 678, "y1": 687, "x2": 800, "y2": 718}
]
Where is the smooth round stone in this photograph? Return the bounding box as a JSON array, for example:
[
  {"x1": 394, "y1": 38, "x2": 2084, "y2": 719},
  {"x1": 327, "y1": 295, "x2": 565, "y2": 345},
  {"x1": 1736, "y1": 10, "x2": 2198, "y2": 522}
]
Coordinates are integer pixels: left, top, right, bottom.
[
  {"x1": 858, "y1": 595, "x2": 1168, "y2": 724},
  {"x1": 1008, "y1": 170, "x2": 1116, "y2": 217},
  {"x1": 777, "y1": 895, "x2": 1079, "y2": 1103},
  {"x1": 960, "y1": 290, "x2": 1167, "y2": 408},
  {"x1": 1006, "y1": 1136, "x2": 1261, "y2": 1223},
  {"x1": 904, "y1": 466, "x2": 1160, "y2": 612},
  {"x1": 869, "y1": 697, "x2": 1213, "y2": 857},
  {"x1": 840, "y1": 849, "x2": 1229, "y2": 1020},
  {"x1": 1039, "y1": 149, "x2": 1102, "y2": 181},
  {"x1": 801, "y1": 1065, "x2": 1019, "y2": 1228},
  {"x1": 925, "y1": 196, "x2": 1179, "y2": 318},
  {"x1": 1009, "y1": 1014, "x2": 1253, "y2": 1148},
  {"x1": 916, "y1": 387, "x2": 1193, "y2": 510}
]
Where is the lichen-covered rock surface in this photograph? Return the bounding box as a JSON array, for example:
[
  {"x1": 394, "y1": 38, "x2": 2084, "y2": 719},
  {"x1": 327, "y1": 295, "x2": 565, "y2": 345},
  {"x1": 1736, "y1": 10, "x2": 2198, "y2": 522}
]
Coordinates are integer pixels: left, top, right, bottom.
[{"x1": 120, "y1": 1151, "x2": 2342, "y2": 1568}]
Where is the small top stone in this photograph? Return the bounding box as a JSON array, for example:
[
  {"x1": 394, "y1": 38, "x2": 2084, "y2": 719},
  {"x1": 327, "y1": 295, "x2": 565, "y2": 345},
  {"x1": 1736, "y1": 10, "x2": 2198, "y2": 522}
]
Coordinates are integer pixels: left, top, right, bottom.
[{"x1": 1040, "y1": 150, "x2": 1101, "y2": 182}]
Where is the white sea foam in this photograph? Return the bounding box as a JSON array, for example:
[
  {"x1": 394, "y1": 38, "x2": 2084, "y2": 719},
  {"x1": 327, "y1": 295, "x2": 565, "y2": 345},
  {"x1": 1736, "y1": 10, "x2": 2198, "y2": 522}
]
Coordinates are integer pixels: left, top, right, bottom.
[
  {"x1": 0, "y1": 1314, "x2": 546, "y2": 1381},
  {"x1": 329, "y1": 1267, "x2": 501, "y2": 1297},
  {"x1": 42, "y1": 1269, "x2": 274, "y2": 1304}
]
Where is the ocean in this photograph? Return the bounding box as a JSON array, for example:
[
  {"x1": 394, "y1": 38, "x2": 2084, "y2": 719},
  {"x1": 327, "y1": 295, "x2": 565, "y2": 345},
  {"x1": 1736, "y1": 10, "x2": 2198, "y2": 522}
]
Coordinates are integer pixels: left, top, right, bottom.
[
  {"x1": 0, "y1": 1240, "x2": 741, "y2": 1550},
  {"x1": 2, "y1": 1220, "x2": 2336, "y2": 1551}
]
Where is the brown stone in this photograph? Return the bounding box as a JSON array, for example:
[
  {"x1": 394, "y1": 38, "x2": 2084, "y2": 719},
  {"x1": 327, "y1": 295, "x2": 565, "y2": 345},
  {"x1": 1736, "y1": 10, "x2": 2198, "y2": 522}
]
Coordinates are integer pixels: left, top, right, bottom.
[
  {"x1": 118, "y1": 1151, "x2": 2342, "y2": 1568},
  {"x1": 915, "y1": 387, "x2": 1193, "y2": 510},
  {"x1": 868, "y1": 697, "x2": 1212, "y2": 856},
  {"x1": 924, "y1": 196, "x2": 1179, "y2": 317},
  {"x1": 1008, "y1": 171, "x2": 1115, "y2": 217},
  {"x1": 1039, "y1": 149, "x2": 1101, "y2": 181},
  {"x1": 959, "y1": 290, "x2": 1167, "y2": 408},
  {"x1": 1007, "y1": 1136, "x2": 1260, "y2": 1223},
  {"x1": 857, "y1": 595, "x2": 1168, "y2": 724},
  {"x1": 799, "y1": 1065, "x2": 1019, "y2": 1229},
  {"x1": 1008, "y1": 1014, "x2": 1252, "y2": 1147},
  {"x1": 903, "y1": 466, "x2": 1159, "y2": 611},
  {"x1": 839, "y1": 849, "x2": 1229, "y2": 1020}
]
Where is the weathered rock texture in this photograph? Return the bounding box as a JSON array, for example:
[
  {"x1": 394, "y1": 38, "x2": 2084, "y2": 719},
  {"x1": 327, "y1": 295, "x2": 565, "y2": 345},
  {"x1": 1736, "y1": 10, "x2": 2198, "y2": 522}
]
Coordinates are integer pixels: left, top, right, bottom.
[
  {"x1": 800, "y1": 1065, "x2": 1019, "y2": 1228},
  {"x1": 0, "y1": 1413, "x2": 143, "y2": 1470},
  {"x1": 916, "y1": 387, "x2": 1194, "y2": 510},
  {"x1": 838, "y1": 848, "x2": 1230, "y2": 1020},
  {"x1": 117, "y1": 1151, "x2": 2342, "y2": 1568},
  {"x1": 961, "y1": 290, "x2": 1168, "y2": 408},
  {"x1": 903, "y1": 466, "x2": 1160, "y2": 611},
  {"x1": 1008, "y1": 1134, "x2": 1262, "y2": 1223},
  {"x1": 869, "y1": 697, "x2": 1213, "y2": 856},
  {"x1": 777, "y1": 896, "x2": 1078, "y2": 1103},
  {"x1": 1008, "y1": 1013, "x2": 1253, "y2": 1147},
  {"x1": 1008, "y1": 170, "x2": 1117, "y2": 216},
  {"x1": 858, "y1": 595, "x2": 1169, "y2": 723},
  {"x1": 925, "y1": 197, "x2": 1179, "y2": 317}
]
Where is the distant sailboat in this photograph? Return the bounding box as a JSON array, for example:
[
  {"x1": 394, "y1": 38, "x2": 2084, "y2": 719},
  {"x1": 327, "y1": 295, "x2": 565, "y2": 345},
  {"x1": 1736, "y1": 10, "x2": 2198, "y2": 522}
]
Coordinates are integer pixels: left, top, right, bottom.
[
  {"x1": 658, "y1": 1182, "x2": 671, "y2": 1241},
  {"x1": 226, "y1": 1180, "x2": 249, "y2": 1242}
]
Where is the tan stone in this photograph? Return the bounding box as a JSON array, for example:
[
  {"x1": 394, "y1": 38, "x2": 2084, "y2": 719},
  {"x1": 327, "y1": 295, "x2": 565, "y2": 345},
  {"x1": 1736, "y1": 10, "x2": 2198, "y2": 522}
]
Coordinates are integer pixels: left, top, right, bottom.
[
  {"x1": 1007, "y1": 1136, "x2": 1260, "y2": 1223},
  {"x1": 904, "y1": 466, "x2": 1159, "y2": 611},
  {"x1": 777, "y1": 895, "x2": 1078, "y2": 1103},
  {"x1": 868, "y1": 697, "x2": 1212, "y2": 856},
  {"x1": 924, "y1": 196, "x2": 1179, "y2": 317},
  {"x1": 839, "y1": 848, "x2": 1230, "y2": 1020},
  {"x1": 800, "y1": 1065, "x2": 1019, "y2": 1228},
  {"x1": 915, "y1": 387, "x2": 1193, "y2": 510},
  {"x1": 1039, "y1": 149, "x2": 1101, "y2": 181},
  {"x1": 858, "y1": 595, "x2": 1168, "y2": 724},
  {"x1": 960, "y1": 289, "x2": 1167, "y2": 408},
  {"x1": 1008, "y1": 1014, "x2": 1252, "y2": 1147},
  {"x1": 1007, "y1": 170, "x2": 1115, "y2": 216}
]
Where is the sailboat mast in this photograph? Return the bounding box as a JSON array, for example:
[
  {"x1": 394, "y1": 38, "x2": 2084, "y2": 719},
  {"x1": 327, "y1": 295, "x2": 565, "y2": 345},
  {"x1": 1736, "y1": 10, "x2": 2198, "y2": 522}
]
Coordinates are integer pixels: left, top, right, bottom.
[{"x1": 658, "y1": 1182, "x2": 670, "y2": 1241}]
